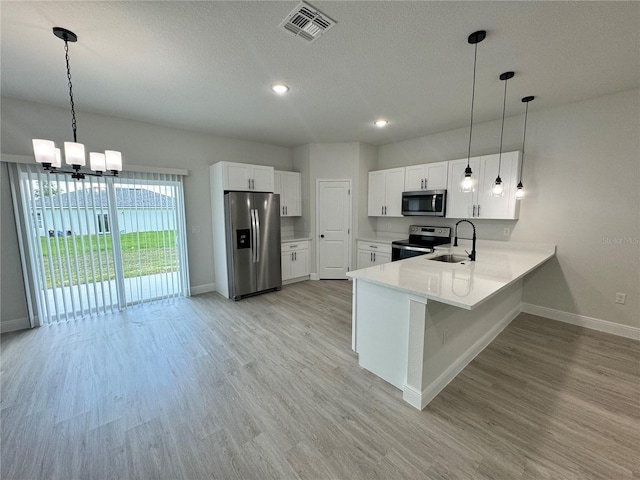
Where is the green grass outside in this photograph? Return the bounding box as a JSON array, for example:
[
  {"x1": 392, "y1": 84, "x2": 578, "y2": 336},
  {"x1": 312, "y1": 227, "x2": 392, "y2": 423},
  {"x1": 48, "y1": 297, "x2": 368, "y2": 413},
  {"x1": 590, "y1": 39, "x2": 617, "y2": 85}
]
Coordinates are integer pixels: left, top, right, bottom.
[{"x1": 40, "y1": 231, "x2": 178, "y2": 289}]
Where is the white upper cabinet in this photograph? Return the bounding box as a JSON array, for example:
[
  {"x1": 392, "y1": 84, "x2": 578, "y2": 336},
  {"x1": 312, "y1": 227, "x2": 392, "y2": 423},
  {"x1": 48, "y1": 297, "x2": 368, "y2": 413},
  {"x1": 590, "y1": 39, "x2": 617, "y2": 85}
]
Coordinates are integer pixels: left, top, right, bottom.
[
  {"x1": 446, "y1": 151, "x2": 520, "y2": 220},
  {"x1": 404, "y1": 161, "x2": 448, "y2": 191},
  {"x1": 368, "y1": 167, "x2": 405, "y2": 217},
  {"x1": 222, "y1": 162, "x2": 274, "y2": 192},
  {"x1": 274, "y1": 170, "x2": 301, "y2": 217}
]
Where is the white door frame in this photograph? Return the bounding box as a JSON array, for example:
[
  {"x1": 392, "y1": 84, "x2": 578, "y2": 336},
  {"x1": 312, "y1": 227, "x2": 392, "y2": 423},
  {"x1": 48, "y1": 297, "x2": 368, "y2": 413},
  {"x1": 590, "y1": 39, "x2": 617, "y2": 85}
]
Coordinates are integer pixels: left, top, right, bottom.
[{"x1": 315, "y1": 179, "x2": 352, "y2": 279}]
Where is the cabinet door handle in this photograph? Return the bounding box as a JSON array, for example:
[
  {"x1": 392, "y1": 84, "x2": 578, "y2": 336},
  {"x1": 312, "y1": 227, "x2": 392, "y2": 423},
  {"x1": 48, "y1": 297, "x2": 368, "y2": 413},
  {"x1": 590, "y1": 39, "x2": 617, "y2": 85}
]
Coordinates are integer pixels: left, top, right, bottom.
[
  {"x1": 384, "y1": 206, "x2": 387, "y2": 215},
  {"x1": 369, "y1": 245, "x2": 377, "y2": 249},
  {"x1": 477, "y1": 205, "x2": 481, "y2": 217},
  {"x1": 424, "y1": 178, "x2": 427, "y2": 190},
  {"x1": 373, "y1": 252, "x2": 376, "y2": 262},
  {"x1": 248, "y1": 178, "x2": 251, "y2": 189},
  {"x1": 421, "y1": 179, "x2": 424, "y2": 189},
  {"x1": 285, "y1": 206, "x2": 288, "y2": 215},
  {"x1": 472, "y1": 205, "x2": 476, "y2": 217},
  {"x1": 370, "y1": 252, "x2": 373, "y2": 262},
  {"x1": 381, "y1": 206, "x2": 384, "y2": 215},
  {"x1": 282, "y1": 206, "x2": 285, "y2": 215},
  {"x1": 291, "y1": 252, "x2": 294, "y2": 261}
]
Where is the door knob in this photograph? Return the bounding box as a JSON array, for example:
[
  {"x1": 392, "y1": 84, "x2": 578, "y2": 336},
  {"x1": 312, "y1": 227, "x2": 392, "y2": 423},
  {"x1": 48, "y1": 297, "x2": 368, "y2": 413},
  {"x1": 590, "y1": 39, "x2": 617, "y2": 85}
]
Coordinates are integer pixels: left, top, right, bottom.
[{"x1": 320, "y1": 234, "x2": 324, "y2": 238}]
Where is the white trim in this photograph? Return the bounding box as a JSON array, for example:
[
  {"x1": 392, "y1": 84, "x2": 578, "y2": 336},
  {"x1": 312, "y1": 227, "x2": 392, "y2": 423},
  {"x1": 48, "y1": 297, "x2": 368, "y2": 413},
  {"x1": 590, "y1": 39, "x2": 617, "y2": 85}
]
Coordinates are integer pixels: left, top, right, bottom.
[
  {"x1": 402, "y1": 384, "x2": 423, "y2": 409},
  {"x1": 1, "y1": 153, "x2": 189, "y2": 176},
  {"x1": 310, "y1": 273, "x2": 319, "y2": 281},
  {"x1": 190, "y1": 283, "x2": 216, "y2": 296},
  {"x1": 409, "y1": 302, "x2": 521, "y2": 410},
  {"x1": 282, "y1": 275, "x2": 310, "y2": 286},
  {"x1": 522, "y1": 303, "x2": 640, "y2": 340},
  {"x1": 0, "y1": 318, "x2": 31, "y2": 333},
  {"x1": 315, "y1": 178, "x2": 352, "y2": 279}
]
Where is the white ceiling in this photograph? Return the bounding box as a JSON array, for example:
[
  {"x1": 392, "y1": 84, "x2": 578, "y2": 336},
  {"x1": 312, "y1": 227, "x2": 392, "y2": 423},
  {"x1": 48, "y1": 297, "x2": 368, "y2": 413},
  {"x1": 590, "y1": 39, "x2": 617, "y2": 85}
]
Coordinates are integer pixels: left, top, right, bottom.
[{"x1": 1, "y1": 1, "x2": 638, "y2": 148}]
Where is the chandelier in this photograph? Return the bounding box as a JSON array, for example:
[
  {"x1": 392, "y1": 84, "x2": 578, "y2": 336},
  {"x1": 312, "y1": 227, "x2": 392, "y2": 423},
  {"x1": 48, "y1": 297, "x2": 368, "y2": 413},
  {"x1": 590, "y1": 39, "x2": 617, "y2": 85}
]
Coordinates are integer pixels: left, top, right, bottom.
[{"x1": 32, "y1": 27, "x2": 122, "y2": 179}]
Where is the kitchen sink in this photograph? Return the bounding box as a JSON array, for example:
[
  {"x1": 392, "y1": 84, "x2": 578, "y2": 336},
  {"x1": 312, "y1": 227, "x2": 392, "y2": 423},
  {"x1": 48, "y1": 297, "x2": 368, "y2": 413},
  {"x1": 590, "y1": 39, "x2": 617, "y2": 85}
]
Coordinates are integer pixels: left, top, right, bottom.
[{"x1": 428, "y1": 254, "x2": 468, "y2": 263}]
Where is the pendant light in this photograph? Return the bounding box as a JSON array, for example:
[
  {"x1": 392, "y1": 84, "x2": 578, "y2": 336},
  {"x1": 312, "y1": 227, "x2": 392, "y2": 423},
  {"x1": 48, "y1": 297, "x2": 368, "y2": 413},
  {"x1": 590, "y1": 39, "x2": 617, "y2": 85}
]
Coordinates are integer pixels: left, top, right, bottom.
[
  {"x1": 32, "y1": 27, "x2": 122, "y2": 179},
  {"x1": 492, "y1": 71, "x2": 514, "y2": 197},
  {"x1": 516, "y1": 96, "x2": 535, "y2": 200},
  {"x1": 460, "y1": 30, "x2": 486, "y2": 193}
]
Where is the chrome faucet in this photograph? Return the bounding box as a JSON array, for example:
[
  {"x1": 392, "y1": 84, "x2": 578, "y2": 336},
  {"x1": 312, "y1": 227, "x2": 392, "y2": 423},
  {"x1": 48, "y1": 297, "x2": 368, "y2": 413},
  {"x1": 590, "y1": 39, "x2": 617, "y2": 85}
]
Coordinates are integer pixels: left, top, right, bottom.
[{"x1": 453, "y1": 220, "x2": 477, "y2": 261}]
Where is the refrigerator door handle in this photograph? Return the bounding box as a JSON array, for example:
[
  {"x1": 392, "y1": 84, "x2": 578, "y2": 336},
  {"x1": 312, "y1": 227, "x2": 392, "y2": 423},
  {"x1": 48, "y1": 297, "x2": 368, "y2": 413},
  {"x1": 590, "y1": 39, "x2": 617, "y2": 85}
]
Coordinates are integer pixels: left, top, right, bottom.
[
  {"x1": 254, "y1": 209, "x2": 261, "y2": 263},
  {"x1": 250, "y1": 209, "x2": 257, "y2": 263}
]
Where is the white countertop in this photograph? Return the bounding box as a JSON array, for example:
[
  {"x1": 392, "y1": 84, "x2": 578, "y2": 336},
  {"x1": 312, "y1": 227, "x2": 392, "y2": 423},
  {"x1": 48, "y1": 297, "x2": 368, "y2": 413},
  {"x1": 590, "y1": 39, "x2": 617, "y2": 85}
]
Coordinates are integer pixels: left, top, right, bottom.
[
  {"x1": 346, "y1": 240, "x2": 556, "y2": 310},
  {"x1": 357, "y1": 233, "x2": 407, "y2": 243},
  {"x1": 281, "y1": 236, "x2": 312, "y2": 243}
]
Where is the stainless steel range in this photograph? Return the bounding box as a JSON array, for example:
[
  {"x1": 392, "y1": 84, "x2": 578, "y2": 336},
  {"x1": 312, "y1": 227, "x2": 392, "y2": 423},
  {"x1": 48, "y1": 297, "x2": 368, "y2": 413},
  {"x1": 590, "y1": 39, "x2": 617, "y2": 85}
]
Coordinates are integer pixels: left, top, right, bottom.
[{"x1": 391, "y1": 225, "x2": 451, "y2": 261}]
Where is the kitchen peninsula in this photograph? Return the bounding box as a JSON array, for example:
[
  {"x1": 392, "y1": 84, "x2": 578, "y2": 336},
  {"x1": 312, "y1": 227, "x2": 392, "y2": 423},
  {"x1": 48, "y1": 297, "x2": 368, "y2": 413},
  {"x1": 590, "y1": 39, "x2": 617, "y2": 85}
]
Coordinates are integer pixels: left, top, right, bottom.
[{"x1": 346, "y1": 240, "x2": 555, "y2": 410}]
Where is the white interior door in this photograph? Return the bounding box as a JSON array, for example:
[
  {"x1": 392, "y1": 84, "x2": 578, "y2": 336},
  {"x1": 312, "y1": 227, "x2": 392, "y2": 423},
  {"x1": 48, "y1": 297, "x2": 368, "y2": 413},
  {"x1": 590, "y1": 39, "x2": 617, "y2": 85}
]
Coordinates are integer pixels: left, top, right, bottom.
[{"x1": 317, "y1": 180, "x2": 351, "y2": 279}]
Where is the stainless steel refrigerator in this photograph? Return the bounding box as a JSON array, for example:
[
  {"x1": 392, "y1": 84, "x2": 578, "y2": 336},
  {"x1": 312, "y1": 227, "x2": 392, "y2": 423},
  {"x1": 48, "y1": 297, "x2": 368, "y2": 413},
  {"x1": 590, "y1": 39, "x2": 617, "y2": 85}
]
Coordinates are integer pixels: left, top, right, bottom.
[{"x1": 224, "y1": 191, "x2": 282, "y2": 300}]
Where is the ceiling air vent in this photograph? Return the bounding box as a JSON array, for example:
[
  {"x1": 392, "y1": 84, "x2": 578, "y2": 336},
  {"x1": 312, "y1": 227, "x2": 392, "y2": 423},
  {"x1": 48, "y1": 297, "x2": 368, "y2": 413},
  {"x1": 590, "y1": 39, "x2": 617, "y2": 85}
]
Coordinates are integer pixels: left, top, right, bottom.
[{"x1": 279, "y1": 2, "x2": 336, "y2": 43}]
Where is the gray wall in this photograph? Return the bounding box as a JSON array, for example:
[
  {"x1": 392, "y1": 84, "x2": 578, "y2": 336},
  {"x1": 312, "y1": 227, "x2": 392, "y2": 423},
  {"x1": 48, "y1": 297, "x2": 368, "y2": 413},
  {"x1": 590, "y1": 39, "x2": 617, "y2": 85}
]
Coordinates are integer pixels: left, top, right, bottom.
[
  {"x1": 3, "y1": 90, "x2": 638, "y2": 332},
  {"x1": 1, "y1": 97, "x2": 292, "y2": 326},
  {"x1": 377, "y1": 89, "x2": 640, "y2": 329}
]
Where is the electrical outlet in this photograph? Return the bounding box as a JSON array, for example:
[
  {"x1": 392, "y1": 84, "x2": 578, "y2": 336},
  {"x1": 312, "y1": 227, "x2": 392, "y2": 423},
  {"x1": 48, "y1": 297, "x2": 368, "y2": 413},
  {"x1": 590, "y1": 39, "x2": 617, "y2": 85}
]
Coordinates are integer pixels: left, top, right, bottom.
[
  {"x1": 503, "y1": 227, "x2": 510, "y2": 236},
  {"x1": 443, "y1": 329, "x2": 449, "y2": 344},
  {"x1": 615, "y1": 293, "x2": 627, "y2": 304}
]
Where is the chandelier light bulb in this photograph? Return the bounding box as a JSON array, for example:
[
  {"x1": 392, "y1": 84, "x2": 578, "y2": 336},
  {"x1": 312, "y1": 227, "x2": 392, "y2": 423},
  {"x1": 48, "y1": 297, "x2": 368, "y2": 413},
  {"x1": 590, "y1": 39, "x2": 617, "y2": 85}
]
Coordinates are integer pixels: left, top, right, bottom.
[
  {"x1": 32, "y1": 139, "x2": 56, "y2": 166},
  {"x1": 90, "y1": 152, "x2": 106, "y2": 172},
  {"x1": 64, "y1": 142, "x2": 86, "y2": 167},
  {"x1": 515, "y1": 182, "x2": 525, "y2": 200},
  {"x1": 105, "y1": 150, "x2": 123, "y2": 172}
]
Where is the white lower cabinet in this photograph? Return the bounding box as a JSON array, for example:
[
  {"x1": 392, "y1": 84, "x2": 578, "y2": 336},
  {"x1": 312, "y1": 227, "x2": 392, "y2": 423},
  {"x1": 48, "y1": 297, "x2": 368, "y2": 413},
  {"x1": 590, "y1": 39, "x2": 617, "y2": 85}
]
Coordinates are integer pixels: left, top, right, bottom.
[
  {"x1": 281, "y1": 240, "x2": 310, "y2": 283},
  {"x1": 357, "y1": 241, "x2": 392, "y2": 269}
]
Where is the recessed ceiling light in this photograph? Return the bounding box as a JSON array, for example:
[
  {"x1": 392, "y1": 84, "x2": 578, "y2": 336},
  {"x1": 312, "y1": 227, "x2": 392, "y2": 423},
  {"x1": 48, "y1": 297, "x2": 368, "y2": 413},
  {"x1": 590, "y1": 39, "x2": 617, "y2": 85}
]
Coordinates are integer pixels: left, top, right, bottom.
[
  {"x1": 271, "y1": 84, "x2": 289, "y2": 94},
  {"x1": 374, "y1": 119, "x2": 388, "y2": 128}
]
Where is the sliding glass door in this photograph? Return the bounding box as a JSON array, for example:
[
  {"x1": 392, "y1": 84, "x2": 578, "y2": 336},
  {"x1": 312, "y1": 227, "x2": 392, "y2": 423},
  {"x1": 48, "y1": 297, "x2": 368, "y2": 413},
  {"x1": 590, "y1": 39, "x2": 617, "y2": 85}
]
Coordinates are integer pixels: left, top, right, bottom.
[{"x1": 9, "y1": 164, "x2": 190, "y2": 326}]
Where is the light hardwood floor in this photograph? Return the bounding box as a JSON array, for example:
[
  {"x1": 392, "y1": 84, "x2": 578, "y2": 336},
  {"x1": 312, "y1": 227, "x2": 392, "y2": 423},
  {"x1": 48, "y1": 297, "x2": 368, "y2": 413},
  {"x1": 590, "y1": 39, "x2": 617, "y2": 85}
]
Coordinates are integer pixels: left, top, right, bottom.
[{"x1": 1, "y1": 280, "x2": 638, "y2": 479}]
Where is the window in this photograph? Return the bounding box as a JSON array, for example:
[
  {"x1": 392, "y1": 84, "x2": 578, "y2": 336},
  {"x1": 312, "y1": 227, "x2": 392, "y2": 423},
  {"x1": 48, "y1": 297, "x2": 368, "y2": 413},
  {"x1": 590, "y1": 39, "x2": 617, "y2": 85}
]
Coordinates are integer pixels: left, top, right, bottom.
[{"x1": 97, "y1": 213, "x2": 110, "y2": 233}]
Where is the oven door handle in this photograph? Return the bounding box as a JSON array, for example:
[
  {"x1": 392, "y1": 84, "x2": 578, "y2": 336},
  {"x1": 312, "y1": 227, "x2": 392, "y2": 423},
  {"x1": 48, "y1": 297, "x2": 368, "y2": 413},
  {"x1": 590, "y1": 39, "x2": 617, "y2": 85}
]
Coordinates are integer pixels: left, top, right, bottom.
[{"x1": 392, "y1": 244, "x2": 433, "y2": 253}]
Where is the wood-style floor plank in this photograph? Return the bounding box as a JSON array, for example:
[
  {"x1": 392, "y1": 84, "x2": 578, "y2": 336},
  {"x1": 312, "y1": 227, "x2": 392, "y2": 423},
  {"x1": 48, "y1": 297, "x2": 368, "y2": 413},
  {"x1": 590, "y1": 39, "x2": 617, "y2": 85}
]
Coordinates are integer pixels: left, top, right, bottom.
[{"x1": 1, "y1": 280, "x2": 638, "y2": 479}]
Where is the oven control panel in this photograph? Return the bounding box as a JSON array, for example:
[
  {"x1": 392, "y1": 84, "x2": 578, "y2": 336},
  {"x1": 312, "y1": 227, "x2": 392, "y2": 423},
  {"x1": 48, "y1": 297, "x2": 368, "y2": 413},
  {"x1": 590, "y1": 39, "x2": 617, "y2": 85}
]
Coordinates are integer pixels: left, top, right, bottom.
[{"x1": 408, "y1": 225, "x2": 450, "y2": 238}]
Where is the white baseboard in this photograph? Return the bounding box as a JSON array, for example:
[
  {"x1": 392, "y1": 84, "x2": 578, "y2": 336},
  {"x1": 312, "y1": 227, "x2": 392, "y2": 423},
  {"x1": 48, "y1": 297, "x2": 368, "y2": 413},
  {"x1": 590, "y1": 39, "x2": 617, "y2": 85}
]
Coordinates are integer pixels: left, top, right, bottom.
[
  {"x1": 310, "y1": 273, "x2": 319, "y2": 281},
  {"x1": 521, "y1": 303, "x2": 640, "y2": 340},
  {"x1": 1, "y1": 317, "x2": 31, "y2": 333},
  {"x1": 282, "y1": 275, "x2": 310, "y2": 286},
  {"x1": 412, "y1": 303, "x2": 521, "y2": 410},
  {"x1": 190, "y1": 283, "x2": 216, "y2": 296}
]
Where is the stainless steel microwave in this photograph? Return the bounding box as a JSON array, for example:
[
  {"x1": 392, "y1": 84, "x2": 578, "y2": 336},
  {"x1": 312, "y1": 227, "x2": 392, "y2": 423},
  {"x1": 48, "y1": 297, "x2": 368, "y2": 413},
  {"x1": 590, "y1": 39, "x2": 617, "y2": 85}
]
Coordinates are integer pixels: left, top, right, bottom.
[{"x1": 401, "y1": 190, "x2": 447, "y2": 216}]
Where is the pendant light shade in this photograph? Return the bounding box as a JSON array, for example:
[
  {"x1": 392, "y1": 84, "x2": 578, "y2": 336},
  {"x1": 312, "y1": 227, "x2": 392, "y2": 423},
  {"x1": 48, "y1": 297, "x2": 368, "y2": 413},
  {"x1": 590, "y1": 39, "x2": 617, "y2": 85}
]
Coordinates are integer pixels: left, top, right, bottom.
[
  {"x1": 31, "y1": 27, "x2": 122, "y2": 179},
  {"x1": 516, "y1": 96, "x2": 535, "y2": 200},
  {"x1": 64, "y1": 141, "x2": 86, "y2": 167},
  {"x1": 492, "y1": 71, "x2": 514, "y2": 198},
  {"x1": 32, "y1": 139, "x2": 56, "y2": 166},
  {"x1": 460, "y1": 30, "x2": 486, "y2": 193},
  {"x1": 105, "y1": 150, "x2": 123, "y2": 172}
]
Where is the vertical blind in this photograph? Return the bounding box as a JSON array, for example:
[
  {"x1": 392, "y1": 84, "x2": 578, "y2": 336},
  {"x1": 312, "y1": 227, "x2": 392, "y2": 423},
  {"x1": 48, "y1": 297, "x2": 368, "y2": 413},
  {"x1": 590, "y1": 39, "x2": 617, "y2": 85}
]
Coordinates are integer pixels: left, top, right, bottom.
[{"x1": 9, "y1": 163, "x2": 190, "y2": 326}]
